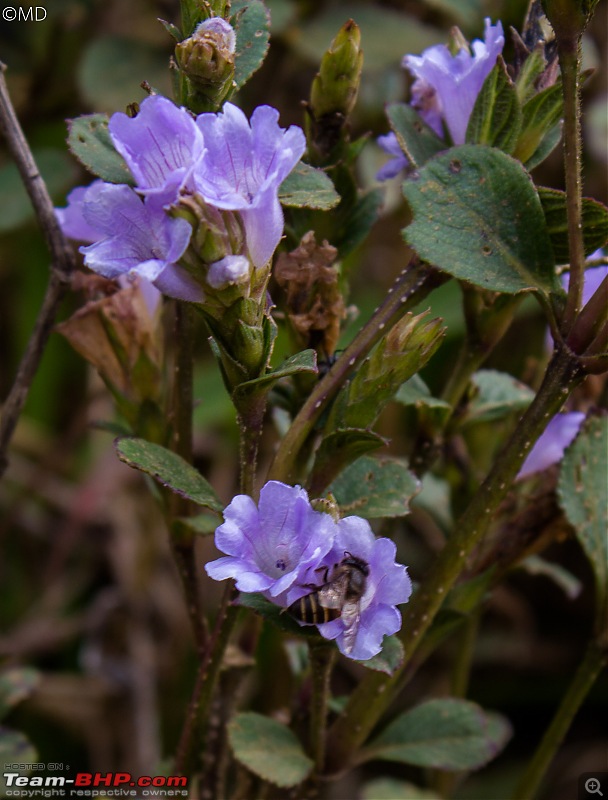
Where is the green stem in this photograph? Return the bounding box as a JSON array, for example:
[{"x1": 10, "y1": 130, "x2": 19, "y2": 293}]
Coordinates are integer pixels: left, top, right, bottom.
[
  {"x1": 512, "y1": 641, "x2": 606, "y2": 800},
  {"x1": 325, "y1": 345, "x2": 583, "y2": 772},
  {"x1": 558, "y1": 36, "x2": 586, "y2": 333},
  {"x1": 267, "y1": 260, "x2": 446, "y2": 484},
  {"x1": 308, "y1": 641, "x2": 336, "y2": 774}
]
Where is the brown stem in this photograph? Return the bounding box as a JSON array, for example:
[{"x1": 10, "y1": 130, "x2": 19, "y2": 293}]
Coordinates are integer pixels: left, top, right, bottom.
[{"x1": 0, "y1": 63, "x2": 76, "y2": 477}]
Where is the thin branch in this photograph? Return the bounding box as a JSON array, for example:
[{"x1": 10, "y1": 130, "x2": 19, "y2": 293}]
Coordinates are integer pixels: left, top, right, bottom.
[{"x1": 0, "y1": 62, "x2": 76, "y2": 478}]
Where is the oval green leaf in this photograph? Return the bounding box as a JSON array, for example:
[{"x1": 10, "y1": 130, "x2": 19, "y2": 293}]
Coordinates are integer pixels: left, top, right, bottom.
[
  {"x1": 115, "y1": 437, "x2": 223, "y2": 512},
  {"x1": 232, "y1": 0, "x2": 271, "y2": 89},
  {"x1": 403, "y1": 145, "x2": 560, "y2": 298},
  {"x1": 228, "y1": 712, "x2": 313, "y2": 787},
  {"x1": 67, "y1": 114, "x2": 133, "y2": 185},
  {"x1": 279, "y1": 162, "x2": 339, "y2": 210},
  {"x1": 557, "y1": 415, "x2": 608, "y2": 614},
  {"x1": 364, "y1": 698, "x2": 512, "y2": 770},
  {"x1": 329, "y1": 456, "x2": 420, "y2": 518}
]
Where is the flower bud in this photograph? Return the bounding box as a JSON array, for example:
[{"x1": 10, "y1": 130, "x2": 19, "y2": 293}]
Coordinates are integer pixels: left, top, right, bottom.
[
  {"x1": 224, "y1": 298, "x2": 266, "y2": 377},
  {"x1": 308, "y1": 20, "x2": 363, "y2": 154},
  {"x1": 175, "y1": 17, "x2": 236, "y2": 112},
  {"x1": 173, "y1": 196, "x2": 245, "y2": 272}
]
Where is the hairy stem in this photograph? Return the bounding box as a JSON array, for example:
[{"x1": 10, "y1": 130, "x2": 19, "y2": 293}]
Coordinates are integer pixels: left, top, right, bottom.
[
  {"x1": 512, "y1": 641, "x2": 606, "y2": 800},
  {"x1": 558, "y1": 37, "x2": 586, "y2": 333},
  {"x1": 267, "y1": 260, "x2": 446, "y2": 484},
  {"x1": 308, "y1": 642, "x2": 336, "y2": 774},
  {"x1": 325, "y1": 345, "x2": 583, "y2": 772},
  {"x1": 0, "y1": 63, "x2": 76, "y2": 478}
]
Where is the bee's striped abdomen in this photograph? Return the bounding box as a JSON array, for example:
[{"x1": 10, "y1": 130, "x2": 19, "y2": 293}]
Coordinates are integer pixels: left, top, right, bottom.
[{"x1": 290, "y1": 594, "x2": 338, "y2": 625}]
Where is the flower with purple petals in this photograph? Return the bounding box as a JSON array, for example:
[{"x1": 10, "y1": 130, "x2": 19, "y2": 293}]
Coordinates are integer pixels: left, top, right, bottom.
[
  {"x1": 77, "y1": 183, "x2": 204, "y2": 302},
  {"x1": 193, "y1": 103, "x2": 306, "y2": 268},
  {"x1": 404, "y1": 18, "x2": 504, "y2": 146},
  {"x1": 518, "y1": 412, "x2": 586, "y2": 480},
  {"x1": 311, "y1": 516, "x2": 412, "y2": 660},
  {"x1": 376, "y1": 133, "x2": 409, "y2": 181},
  {"x1": 205, "y1": 481, "x2": 336, "y2": 602},
  {"x1": 109, "y1": 94, "x2": 205, "y2": 202}
]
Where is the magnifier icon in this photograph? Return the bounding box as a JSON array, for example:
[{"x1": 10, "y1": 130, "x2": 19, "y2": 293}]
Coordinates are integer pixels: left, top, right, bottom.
[{"x1": 586, "y1": 778, "x2": 604, "y2": 796}]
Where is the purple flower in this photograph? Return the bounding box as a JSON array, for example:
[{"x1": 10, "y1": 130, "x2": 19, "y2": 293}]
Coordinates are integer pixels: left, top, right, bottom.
[
  {"x1": 403, "y1": 18, "x2": 504, "y2": 145},
  {"x1": 312, "y1": 516, "x2": 412, "y2": 660},
  {"x1": 78, "y1": 183, "x2": 204, "y2": 302},
  {"x1": 55, "y1": 180, "x2": 113, "y2": 243},
  {"x1": 518, "y1": 412, "x2": 586, "y2": 480},
  {"x1": 109, "y1": 94, "x2": 205, "y2": 201},
  {"x1": 376, "y1": 133, "x2": 409, "y2": 181},
  {"x1": 193, "y1": 103, "x2": 306, "y2": 268},
  {"x1": 205, "y1": 481, "x2": 335, "y2": 602}
]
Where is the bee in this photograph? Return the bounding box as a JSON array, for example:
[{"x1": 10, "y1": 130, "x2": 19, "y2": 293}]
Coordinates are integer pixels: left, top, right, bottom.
[{"x1": 288, "y1": 553, "x2": 369, "y2": 654}]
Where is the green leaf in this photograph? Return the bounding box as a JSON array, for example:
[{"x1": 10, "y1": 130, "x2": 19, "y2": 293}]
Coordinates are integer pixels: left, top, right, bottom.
[
  {"x1": 329, "y1": 456, "x2": 420, "y2": 518},
  {"x1": 521, "y1": 555, "x2": 583, "y2": 600},
  {"x1": 67, "y1": 114, "x2": 133, "y2": 185},
  {"x1": 0, "y1": 727, "x2": 37, "y2": 772},
  {"x1": 359, "y1": 635, "x2": 404, "y2": 675},
  {"x1": 513, "y1": 81, "x2": 563, "y2": 166},
  {"x1": 361, "y1": 778, "x2": 441, "y2": 800},
  {"x1": 403, "y1": 145, "x2": 561, "y2": 298},
  {"x1": 232, "y1": 0, "x2": 271, "y2": 90},
  {"x1": 466, "y1": 57, "x2": 522, "y2": 154},
  {"x1": 461, "y1": 370, "x2": 534, "y2": 426},
  {"x1": 114, "y1": 437, "x2": 223, "y2": 512},
  {"x1": 538, "y1": 187, "x2": 608, "y2": 263},
  {"x1": 228, "y1": 712, "x2": 314, "y2": 787},
  {"x1": 524, "y1": 122, "x2": 562, "y2": 171},
  {"x1": 557, "y1": 415, "x2": 608, "y2": 614},
  {"x1": 78, "y1": 37, "x2": 171, "y2": 113},
  {"x1": 310, "y1": 429, "x2": 388, "y2": 495},
  {"x1": 279, "y1": 162, "x2": 339, "y2": 209},
  {"x1": 0, "y1": 148, "x2": 79, "y2": 232},
  {"x1": 0, "y1": 669, "x2": 40, "y2": 720},
  {"x1": 328, "y1": 312, "x2": 445, "y2": 431},
  {"x1": 395, "y1": 375, "x2": 452, "y2": 431},
  {"x1": 237, "y1": 592, "x2": 313, "y2": 636},
  {"x1": 233, "y1": 349, "x2": 318, "y2": 403},
  {"x1": 515, "y1": 49, "x2": 547, "y2": 105},
  {"x1": 337, "y1": 187, "x2": 384, "y2": 259},
  {"x1": 387, "y1": 103, "x2": 445, "y2": 168},
  {"x1": 364, "y1": 698, "x2": 512, "y2": 770}
]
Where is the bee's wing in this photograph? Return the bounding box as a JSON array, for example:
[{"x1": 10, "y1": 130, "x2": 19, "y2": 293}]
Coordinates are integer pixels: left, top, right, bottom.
[
  {"x1": 341, "y1": 601, "x2": 361, "y2": 654},
  {"x1": 317, "y1": 572, "x2": 349, "y2": 609}
]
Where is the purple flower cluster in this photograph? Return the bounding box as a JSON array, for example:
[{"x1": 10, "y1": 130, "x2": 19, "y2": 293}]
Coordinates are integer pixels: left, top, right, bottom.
[
  {"x1": 57, "y1": 95, "x2": 306, "y2": 301},
  {"x1": 205, "y1": 481, "x2": 412, "y2": 660},
  {"x1": 377, "y1": 18, "x2": 504, "y2": 180}
]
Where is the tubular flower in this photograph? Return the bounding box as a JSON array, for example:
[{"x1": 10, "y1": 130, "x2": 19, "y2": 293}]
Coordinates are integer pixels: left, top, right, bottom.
[
  {"x1": 376, "y1": 18, "x2": 504, "y2": 180},
  {"x1": 193, "y1": 103, "x2": 306, "y2": 268}
]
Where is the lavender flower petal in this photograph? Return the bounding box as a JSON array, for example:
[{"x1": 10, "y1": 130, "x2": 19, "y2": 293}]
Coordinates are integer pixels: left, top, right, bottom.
[
  {"x1": 205, "y1": 481, "x2": 335, "y2": 601},
  {"x1": 109, "y1": 95, "x2": 205, "y2": 199},
  {"x1": 404, "y1": 18, "x2": 504, "y2": 145},
  {"x1": 194, "y1": 103, "x2": 305, "y2": 267},
  {"x1": 518, "y1": 412, "x2": 586, "y2": 480},
  {"x1": 207, "y1": 255, "x2": 251, "y2": 289},
  {"x1": 56, "y1": 180, "x2": 114, "y2": 243},
  {"x1": 316, "y1": 516, "x2": 412, "y2": 660},
  {"x1": 376, "y1": 132, "x2": 409, "y2": 181}
]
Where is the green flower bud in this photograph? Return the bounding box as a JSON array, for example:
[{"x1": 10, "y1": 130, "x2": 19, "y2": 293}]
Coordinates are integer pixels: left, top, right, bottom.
[
  {"x1": 173, "y1": 197, "x2": 245, "y2": 271},
  {"x1": 310, "y1": 19, "x2": 363, "y2": 120},
  {"x1": 224, "y1": 298, "x2": 266, "y2": 377},
  {"x1": 175, "y1": 17, "x2": 236, "y2": 112},
  {"x1": 447, "y1": 26, "x2": 469, "y2": 57}
]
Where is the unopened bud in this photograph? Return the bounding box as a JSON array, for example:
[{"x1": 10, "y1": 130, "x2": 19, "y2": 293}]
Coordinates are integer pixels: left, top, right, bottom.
[
  {"x1": 175, "y1": 17, "x2": 236, "y2": 112},
  {"x1": 447, "y1": 26, "x2": 469, "y2": 57},
  {"x1": 310, "y1": 19, "x2": 363, "y2": 120}
]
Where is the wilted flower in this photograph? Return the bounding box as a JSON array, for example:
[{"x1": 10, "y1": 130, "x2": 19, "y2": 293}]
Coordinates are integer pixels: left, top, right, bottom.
[
  {"x1": 310, "y1": 516, "x2": 412, "y2": 660},
  {"x1": 193, "y1": 103, "x2": 306, "y2": 268},
  {"x1": 205, "y1": 480, "x2": 412, "y2": 660},
  {"x1": 404, "y1": 18, "x2": 505, "y2": 145},
  {"x1": 205, "y1": 481, "x2": 335, "y2": 602},
  {"x1": 518, "y1": 412, "x2": 586, "y2": 480}
]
